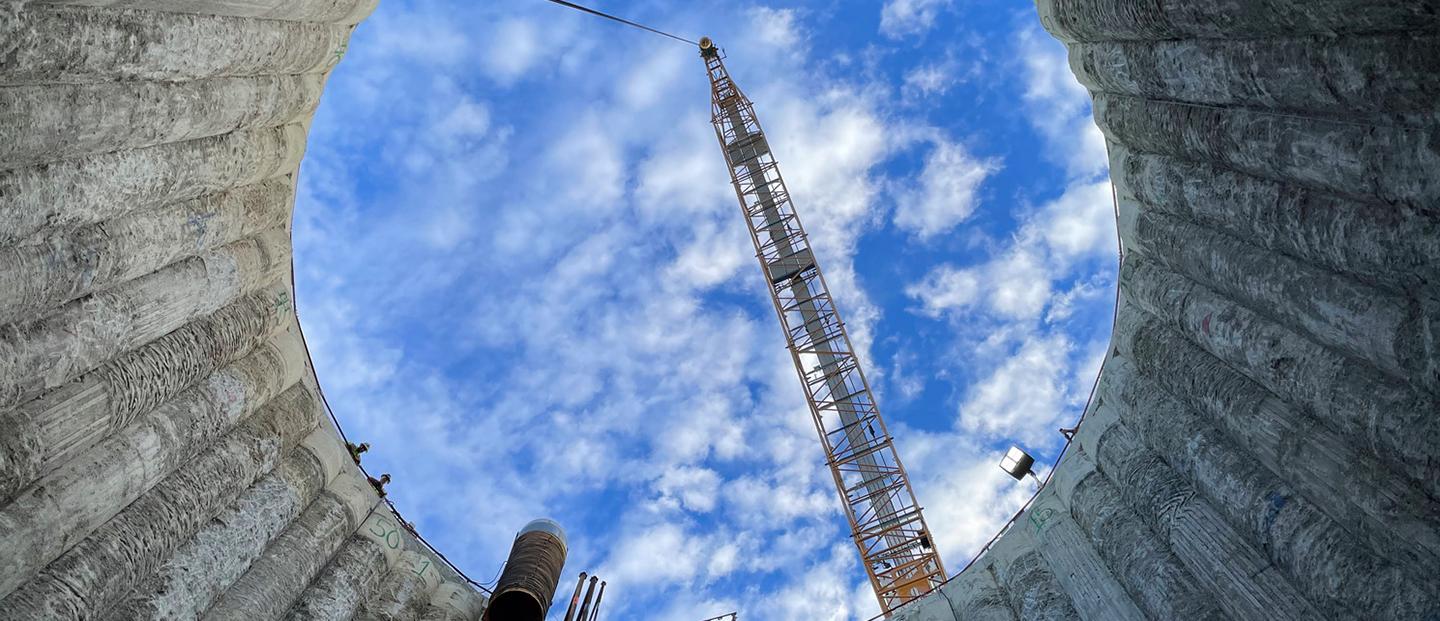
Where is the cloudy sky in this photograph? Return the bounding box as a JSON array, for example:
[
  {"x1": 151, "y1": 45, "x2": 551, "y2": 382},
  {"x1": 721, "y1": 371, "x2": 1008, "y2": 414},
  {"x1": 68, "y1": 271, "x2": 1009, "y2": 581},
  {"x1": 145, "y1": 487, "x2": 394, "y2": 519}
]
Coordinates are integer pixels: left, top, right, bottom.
[{"x1": 292, "y1": 0, "x2": 1116, "y2": 618}]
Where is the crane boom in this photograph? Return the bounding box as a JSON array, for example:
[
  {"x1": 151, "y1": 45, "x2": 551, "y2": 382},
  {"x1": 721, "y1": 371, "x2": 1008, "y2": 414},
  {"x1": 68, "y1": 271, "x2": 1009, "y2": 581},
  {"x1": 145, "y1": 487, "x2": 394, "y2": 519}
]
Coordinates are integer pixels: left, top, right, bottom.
[{"x1": 699, "y1": 38, "x2": 946, "y2": 614}]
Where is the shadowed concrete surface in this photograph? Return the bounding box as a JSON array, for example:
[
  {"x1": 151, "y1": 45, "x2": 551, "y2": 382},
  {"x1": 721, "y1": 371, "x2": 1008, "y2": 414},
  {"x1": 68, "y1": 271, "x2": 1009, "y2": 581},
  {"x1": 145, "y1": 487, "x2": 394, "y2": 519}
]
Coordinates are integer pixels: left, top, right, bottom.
[
  {"x1": 0, "y1": 1, "x2": 1437, "y2": 620},
  {"x1": 895, "y1": 1, "x2": 1440, "y2": 620},
  {"x1": 0, "y1": 2, "x2": 487, "y2": 620}
]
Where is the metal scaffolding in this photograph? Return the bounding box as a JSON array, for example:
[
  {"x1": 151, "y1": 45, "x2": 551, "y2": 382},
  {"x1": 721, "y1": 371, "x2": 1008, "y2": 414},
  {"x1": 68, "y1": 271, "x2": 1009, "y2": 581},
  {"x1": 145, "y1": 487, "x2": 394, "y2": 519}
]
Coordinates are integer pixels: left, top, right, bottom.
[{"x1": 700, "y1": 39, "x2": 947, "y2": 614}]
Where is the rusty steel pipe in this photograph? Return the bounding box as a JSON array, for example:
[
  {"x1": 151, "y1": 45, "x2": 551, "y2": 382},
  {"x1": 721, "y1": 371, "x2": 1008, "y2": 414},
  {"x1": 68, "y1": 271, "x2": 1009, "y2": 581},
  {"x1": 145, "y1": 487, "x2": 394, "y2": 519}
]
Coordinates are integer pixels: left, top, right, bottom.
[{"x1": 485, "y1": 519, "x2": 568, "y2": 621}]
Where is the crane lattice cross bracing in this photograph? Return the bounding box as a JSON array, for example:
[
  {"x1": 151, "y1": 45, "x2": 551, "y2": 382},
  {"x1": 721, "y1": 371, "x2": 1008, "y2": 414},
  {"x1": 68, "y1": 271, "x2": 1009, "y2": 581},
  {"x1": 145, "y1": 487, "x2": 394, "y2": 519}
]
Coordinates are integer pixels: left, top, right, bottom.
[{"x1": 700, "y1": 39, "x2": 946, "y2": 614}]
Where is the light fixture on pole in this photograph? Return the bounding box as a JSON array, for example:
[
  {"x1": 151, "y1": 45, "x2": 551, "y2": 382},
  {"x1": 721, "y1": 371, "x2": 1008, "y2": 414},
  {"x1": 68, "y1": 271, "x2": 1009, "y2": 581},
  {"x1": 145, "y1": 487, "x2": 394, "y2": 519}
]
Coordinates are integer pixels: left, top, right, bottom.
[{"x1": 999, "y1": 445, "x2": 1042, "y2": 489}]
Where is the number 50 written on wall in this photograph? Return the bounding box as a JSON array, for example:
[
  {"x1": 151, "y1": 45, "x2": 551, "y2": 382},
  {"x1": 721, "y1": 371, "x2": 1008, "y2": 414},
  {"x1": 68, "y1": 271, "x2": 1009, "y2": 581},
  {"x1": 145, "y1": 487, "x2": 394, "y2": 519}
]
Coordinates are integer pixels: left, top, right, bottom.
[{"x1": 364, "y1": 514, "x2": 403, "y2": 550}]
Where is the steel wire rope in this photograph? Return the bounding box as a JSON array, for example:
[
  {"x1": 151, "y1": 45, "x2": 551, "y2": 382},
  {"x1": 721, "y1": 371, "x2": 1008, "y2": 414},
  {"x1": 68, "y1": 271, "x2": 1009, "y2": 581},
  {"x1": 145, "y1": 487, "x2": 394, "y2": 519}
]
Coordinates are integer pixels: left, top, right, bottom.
[{"x1": 538, "y1": 0, "x2": 698, "y2": 45}]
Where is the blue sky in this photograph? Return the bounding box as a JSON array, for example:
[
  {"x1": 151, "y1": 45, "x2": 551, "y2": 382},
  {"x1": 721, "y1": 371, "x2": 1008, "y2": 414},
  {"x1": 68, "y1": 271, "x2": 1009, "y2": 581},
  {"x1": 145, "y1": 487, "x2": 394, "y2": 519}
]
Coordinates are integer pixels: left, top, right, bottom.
[{"x1": 293, "y1": 1, "x2": 1116, "y2": 618}]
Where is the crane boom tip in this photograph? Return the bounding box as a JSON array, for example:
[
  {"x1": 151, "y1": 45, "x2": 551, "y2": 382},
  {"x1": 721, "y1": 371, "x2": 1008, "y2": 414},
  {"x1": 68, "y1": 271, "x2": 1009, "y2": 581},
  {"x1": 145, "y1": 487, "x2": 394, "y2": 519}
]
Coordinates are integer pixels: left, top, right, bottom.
[{"x1": 699, "y1": 36, "x2": 719, "y2": 57}]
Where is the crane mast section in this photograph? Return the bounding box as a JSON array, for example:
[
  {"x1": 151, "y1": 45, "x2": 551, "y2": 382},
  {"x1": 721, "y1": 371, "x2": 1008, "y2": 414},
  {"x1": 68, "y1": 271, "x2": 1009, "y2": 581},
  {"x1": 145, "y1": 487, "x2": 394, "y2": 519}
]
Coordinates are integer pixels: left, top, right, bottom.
[{"x1": 701, "y1": 44, "x2": 946, "y2": 614}]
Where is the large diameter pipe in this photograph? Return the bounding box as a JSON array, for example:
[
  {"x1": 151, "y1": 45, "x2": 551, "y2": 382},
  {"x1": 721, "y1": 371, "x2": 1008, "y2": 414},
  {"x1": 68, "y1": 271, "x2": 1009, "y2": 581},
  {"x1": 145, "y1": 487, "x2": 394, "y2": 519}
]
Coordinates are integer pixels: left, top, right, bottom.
[{"x1": 485, "y1": 519, "x2": 567, "y2": 621}]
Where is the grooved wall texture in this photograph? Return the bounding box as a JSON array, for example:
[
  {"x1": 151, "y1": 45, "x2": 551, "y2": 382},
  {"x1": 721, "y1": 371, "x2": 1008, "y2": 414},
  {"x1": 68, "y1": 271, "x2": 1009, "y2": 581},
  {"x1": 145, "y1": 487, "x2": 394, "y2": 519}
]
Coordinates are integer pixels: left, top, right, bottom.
[
  {"x1": 0, "y1": 2, "x2": 489, "y2": 620},
  {"x1": 2, "y1": 1, "x2": 1438, "y2": 621},
  {"x1": 895, "y1": 1, "x2": 1440, "y2": 620}
]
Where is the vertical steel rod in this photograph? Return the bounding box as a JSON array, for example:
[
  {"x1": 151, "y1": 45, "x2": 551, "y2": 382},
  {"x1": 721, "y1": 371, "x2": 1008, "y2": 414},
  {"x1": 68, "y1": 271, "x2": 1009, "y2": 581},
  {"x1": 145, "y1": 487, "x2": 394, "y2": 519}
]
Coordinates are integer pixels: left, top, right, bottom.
[
  {"x1": 574, "y1": 575, "x2": 599, "y2": 621},
  {"x1": 588, "y1": 581, "x2": 606, "y2": 621},
  {"x1": 561, "y1": 571, "x2": 587, "y2": 621}
]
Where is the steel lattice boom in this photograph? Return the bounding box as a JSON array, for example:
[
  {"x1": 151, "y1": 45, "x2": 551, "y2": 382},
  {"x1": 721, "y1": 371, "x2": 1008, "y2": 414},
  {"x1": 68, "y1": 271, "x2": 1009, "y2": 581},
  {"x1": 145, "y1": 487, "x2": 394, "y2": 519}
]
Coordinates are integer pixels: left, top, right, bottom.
[{"x1": 699, "y1": 38, "x2": 946, "y2": 614}]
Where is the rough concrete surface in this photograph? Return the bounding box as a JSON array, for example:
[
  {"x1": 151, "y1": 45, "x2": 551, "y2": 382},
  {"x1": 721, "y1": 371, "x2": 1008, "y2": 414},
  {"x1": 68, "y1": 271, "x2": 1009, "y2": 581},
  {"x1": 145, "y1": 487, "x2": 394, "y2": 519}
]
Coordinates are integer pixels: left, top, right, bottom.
[
  {"x1": 0, "y1": 2, "x2": 487, "y2": 620},
  {"x1": 0, "y1": 1, "x2": 1436, "y2": 620},
  {"x1": 899, "y1": 1, "x2": 1440, "y2": 619}
]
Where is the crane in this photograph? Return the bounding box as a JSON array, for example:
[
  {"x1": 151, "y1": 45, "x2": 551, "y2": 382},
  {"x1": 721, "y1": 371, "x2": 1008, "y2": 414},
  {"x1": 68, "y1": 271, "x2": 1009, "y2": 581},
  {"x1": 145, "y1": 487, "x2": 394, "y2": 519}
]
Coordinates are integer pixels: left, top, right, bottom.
[{"x1": 699, "y1": 37, "x2": 947, "y2": 614}]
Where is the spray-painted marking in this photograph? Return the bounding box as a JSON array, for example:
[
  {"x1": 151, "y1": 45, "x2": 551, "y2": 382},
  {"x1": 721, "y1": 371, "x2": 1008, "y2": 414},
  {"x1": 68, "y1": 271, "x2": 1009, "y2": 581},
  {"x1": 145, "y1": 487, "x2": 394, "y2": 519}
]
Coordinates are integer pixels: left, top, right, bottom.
[
  {"x1": 330, "y1": 42, "x2": 349, "y2": 68},
  {"x1": 1201, "y1": 312, "x2": 1213, "y2": 337},
  {"x1": 366, "y1": 515, "x2": 403, "y2": 549},
  {"x1": 187, "y1": 212, "x2": 217, "y2": 248},
  {"x1": 1029, "y1": 506, "x2": 1058, "y2": 534},
  {"x1": 1261, "y1": 492, "x2": 1288, "y2": 541},
  {"x1": 273, "y1": 290, "x2": 291, "y2": 313}
]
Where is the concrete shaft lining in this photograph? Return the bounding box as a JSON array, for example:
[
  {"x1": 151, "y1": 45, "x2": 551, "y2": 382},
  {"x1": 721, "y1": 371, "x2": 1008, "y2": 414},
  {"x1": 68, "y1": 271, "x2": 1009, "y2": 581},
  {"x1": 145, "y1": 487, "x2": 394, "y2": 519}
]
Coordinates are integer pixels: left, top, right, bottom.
[
  {"x1": 897, "y1": 2, "x2": 1440, "y2": 620},
  {"x1": 0, "y1": 1, "x2": 1436, "y2": 621},
  {"x1": 0, "y1": 2, "x2": 485, "y2": 620}
]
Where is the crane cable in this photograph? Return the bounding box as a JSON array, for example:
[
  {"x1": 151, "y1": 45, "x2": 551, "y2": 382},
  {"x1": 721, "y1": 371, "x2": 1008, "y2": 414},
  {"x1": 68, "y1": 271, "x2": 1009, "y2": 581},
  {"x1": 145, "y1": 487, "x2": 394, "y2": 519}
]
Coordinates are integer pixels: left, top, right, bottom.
[{"x1": 539, "y1": 0, "x2": 698, "y2": 46}]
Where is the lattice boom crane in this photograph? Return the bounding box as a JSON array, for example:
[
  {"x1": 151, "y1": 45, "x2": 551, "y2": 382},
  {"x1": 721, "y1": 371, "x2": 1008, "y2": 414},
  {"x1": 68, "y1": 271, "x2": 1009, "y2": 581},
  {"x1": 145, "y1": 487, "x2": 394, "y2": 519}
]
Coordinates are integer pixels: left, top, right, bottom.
[{"x1": 699, "y1": 37, "x2": 946, "y2": 614}]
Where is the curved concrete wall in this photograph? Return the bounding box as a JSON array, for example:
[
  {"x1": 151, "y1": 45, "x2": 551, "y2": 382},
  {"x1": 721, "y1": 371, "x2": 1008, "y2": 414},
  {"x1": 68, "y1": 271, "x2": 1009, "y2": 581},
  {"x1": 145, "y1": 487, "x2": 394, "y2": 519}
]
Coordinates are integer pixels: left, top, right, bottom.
[
  {"x1": 897, "y1": 2, "x2": 1440, "y2": 620},
  {"x1": 0, "y1": 3, "x2": 488, "y2": 620},
  {"x1": 3, "y1": 1, "x2": 1437, "y2": 620}
]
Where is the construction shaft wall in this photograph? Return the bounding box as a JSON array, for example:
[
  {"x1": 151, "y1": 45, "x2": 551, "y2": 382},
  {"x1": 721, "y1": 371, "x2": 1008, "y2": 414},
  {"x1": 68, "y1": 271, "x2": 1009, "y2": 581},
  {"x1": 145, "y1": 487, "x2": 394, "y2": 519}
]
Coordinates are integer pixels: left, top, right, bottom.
[
  {"x1": 0, "y1": 1, "x2": 1436, "y2": 621},
  {"x1": 896, "y1": 2, "x2": 1440, "y2": 620},
  {"x1": 0, "y1": 2, "x2": 489, "y2": 620}
]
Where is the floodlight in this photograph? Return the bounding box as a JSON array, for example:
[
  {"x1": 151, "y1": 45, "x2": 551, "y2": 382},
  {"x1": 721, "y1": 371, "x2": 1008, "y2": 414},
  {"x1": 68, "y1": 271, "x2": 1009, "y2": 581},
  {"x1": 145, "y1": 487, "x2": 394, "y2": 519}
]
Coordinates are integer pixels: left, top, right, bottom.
[{"x1": 999, "y1": 445, "x2": 1036, "y2": 482}]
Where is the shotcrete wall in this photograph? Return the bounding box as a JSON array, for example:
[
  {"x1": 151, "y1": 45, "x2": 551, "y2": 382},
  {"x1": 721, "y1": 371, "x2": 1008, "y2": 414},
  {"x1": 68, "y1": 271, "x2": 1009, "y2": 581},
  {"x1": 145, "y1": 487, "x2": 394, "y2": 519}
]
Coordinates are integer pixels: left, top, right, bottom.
[
  {"x1": 3, "y1": 1, "x2": 1438, "y2": 620},
  {"x1": 0, "y1": 2, "x2": 488, "y2": 620},
  {"x1": 896, "y1": 2, "x2": 1440, "y2": 620}
]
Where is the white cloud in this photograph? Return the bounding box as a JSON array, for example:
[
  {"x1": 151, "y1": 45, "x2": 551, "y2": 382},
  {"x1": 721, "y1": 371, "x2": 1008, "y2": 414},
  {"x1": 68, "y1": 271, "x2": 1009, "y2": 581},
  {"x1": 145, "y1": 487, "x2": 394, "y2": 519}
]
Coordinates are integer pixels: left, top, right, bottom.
[
  {"x1": 663, "y1": 222, "x2": 751, "y2": 290},
  {"x1": 651, "y1": 594, "x2": 743, "y2": 621},
  {"x1": 887, "y1": 351, "x2": 925, "y2": 403},
  {"x1": 1045, "y1": 274, "x2": 1108, "y2": 324},
  {"x1": 721, "y1": 476, "x2": 835, "y2": 530},
  {"x1": 419, "y1": 205, "x2": 475, "y2": 250},
  {"x1": 905, "y1": 175, "x2": 1113, "y2": 324},
  {"x1": 749, "y1": 7, "x2": 805, "y2": 51},
  {"x1": 888, "y1": 18, "x2": 1120, "y2": 573},
  {"x1": 957, "y1": 333, "x2": 1072, "y2": 442},
  {"x1": 1040, "y1": 180, "x2": 1116, "y2": 259},
  {"x1": 1017, "y1": 25, "x2": 1108, "y2": 180},
  {"x1": 902, "y1": 25, "x2": 1115, "y2": 326},
  {"x1": 987, "y1": 250, "x2": 1056, "y2": 319},
  {"x1": 619, "y1": 45, "x2": 688, "y2": 109},
  {"x1": 634, "y1": 115, "x2": 733, "y2": 218},
  {"x1": 604, "y1": 523, "x2": 704, "y2": 586},
  {"x1": 754, "y1": 84, "x2": 896, "y2": 358},
  {"x1": 481, "y1": 18, "x2": 543, "y2": 84},
  {"x1": 907, "y1": 264, "x2": 979, "y2": 317},
  {"x1": 899, "y1": 430, "x2": 1040, "y2": 560},
  {"x1": 293, "y1": 297, "x2": 401, "y2": 394},
  {"x1": 893, "y1": 139, "x2": 999, "y2": 239},
  {"x1": 903, "y1": 183, "x2": 1114, "y2": 455},
  {"x1": 654, "y1": 465, "x2": 723, "y2": 514},
  {"x1": 430, "y1": 99, "x2": 491, "y2": 145},
  {"x1": 880, "y1": 0, "x2": 952, "y2": 38},
  {"x1": 902, "y1": 60, "x2": 958, "y2": 99},
  {"x1": 759, "y1": 545, "x2": 873, "y2": 621},
  {"x1": 767, "y1": 93, "x2": 890, "y2": 257},
  {"x1": 363, "y1": 9, "x2": 469, "y2": 68},
  {"x1": 545, "y1": 116, "x2": 627, "y2": 209},
  {"x1": 907, "y1": 247, "x2": 1051, "y2": 321}
]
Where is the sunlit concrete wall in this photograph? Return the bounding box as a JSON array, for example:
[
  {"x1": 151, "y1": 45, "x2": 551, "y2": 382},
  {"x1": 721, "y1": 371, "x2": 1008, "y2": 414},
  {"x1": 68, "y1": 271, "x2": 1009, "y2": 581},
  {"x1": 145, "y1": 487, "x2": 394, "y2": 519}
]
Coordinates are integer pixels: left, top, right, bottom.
[
  {"x1": 0, "y1": 3, "x2": 488, "y2": 619},
  {"x1": 895, "y1": 2, "x2": 1440, "y2": 620},
  {"x1": 3, "y1": 1, "x2": 1437, "y2": 620}
]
